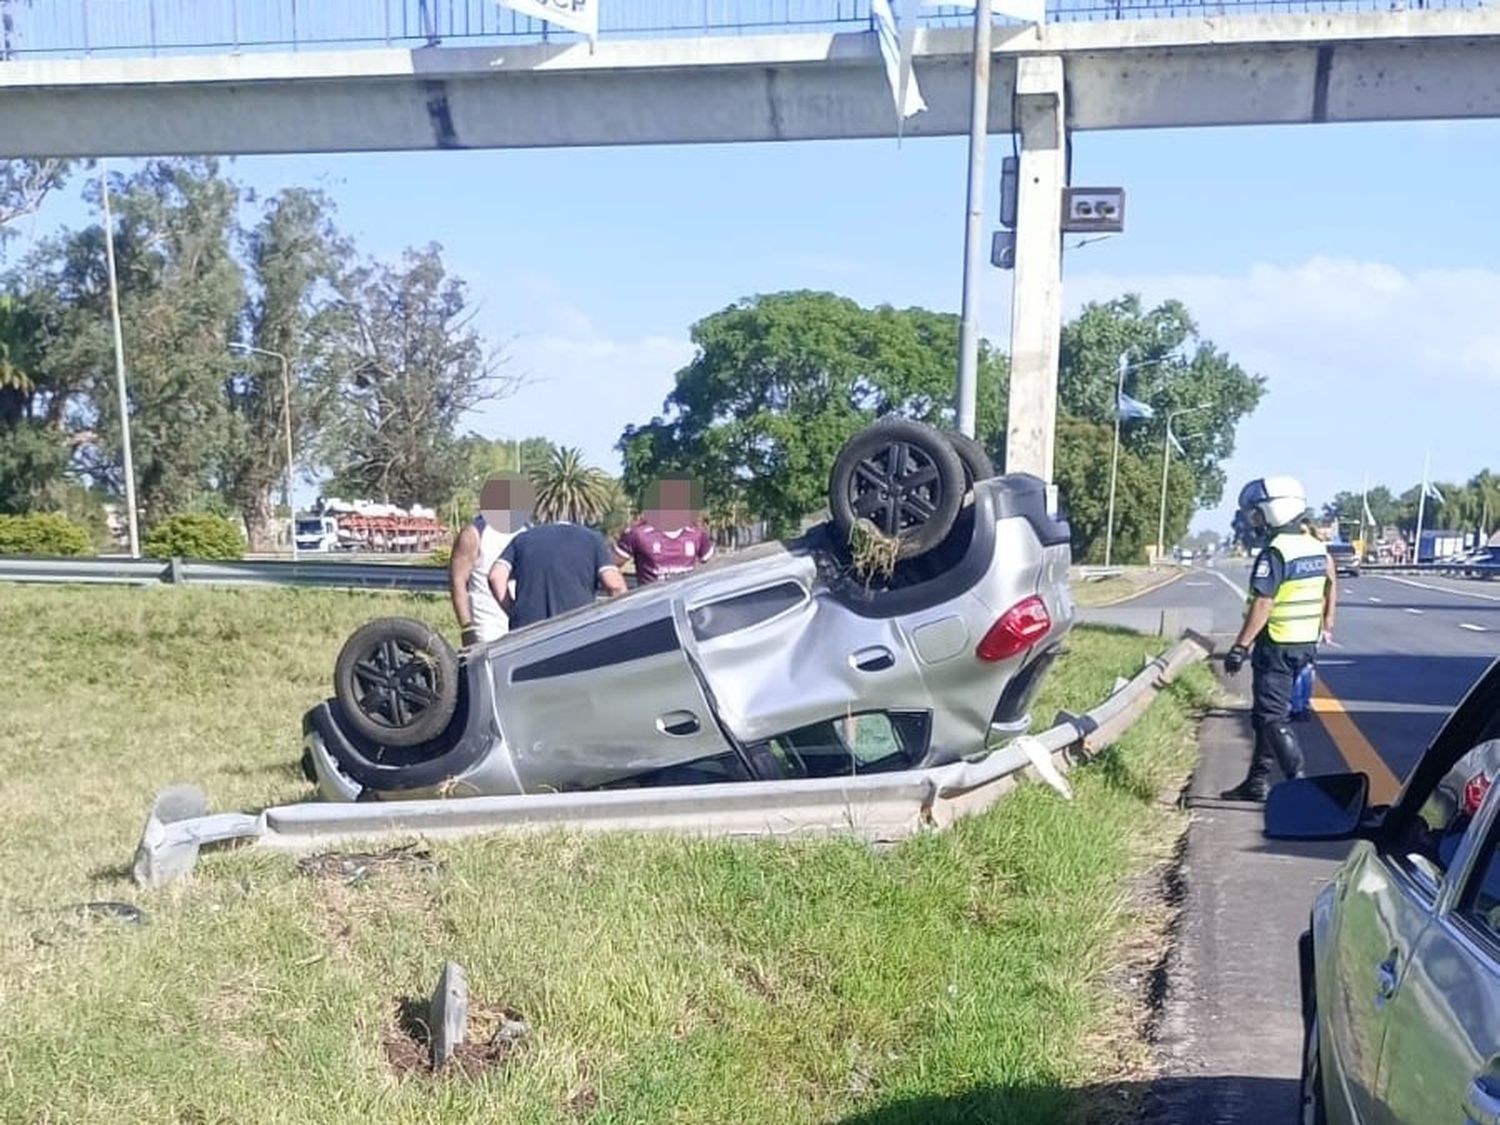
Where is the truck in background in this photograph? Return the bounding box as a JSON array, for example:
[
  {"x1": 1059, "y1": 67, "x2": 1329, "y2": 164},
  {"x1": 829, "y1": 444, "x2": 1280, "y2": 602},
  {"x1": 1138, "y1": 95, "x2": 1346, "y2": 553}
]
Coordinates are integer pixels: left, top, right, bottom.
[
  {"x1": 294, "y1": 498, "x2": 446, "y2": 554},
  {"x1": 1417, "y1": 529, "x2": 1465, "y2": 564}
]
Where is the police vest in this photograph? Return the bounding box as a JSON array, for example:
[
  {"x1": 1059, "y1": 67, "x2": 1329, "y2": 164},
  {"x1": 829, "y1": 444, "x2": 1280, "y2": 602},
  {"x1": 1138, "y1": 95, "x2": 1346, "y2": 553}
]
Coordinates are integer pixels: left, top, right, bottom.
[{"x1": 1261, "y1": 531, "x2": 1329, "y2": 645}]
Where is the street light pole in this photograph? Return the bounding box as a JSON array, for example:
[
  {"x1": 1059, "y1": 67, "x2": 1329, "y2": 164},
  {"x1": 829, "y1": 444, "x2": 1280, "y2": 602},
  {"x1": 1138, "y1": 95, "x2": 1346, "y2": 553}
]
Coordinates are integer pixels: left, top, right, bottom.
[
  {"x1": 231, "y1": 342, "x2": 296, "y2": 561},
  {"x1": 1104, "y1": 353, "x2": 1173, "y2": 568},
  {"x1": 1157, "y1": 404, "x2": 1209, "y2": 565},
  {"x1": 955, "y1": 0, "x2": 993, "y2": 439},
  {"x1": 100, "y1": 161, "x2": 141, "y2": 559}
]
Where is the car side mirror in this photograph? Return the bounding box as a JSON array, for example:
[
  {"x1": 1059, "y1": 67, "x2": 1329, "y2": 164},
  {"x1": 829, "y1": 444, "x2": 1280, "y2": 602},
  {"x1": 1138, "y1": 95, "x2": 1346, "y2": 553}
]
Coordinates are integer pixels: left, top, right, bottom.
[{"x1": 1264, "y1": 773, "x2": 1370, "y2": 840}]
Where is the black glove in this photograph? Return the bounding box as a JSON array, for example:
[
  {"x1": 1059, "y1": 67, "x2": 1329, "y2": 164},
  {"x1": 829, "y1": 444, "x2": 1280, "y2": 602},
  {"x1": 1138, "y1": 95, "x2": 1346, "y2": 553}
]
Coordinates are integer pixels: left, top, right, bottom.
[{"x1": 1223, "y1": 644, "x2": 1249, "y2": 676}]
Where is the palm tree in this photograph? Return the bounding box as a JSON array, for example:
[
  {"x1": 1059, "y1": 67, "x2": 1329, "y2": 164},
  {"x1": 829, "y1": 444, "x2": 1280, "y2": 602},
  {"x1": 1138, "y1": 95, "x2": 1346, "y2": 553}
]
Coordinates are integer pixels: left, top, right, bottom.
[{"x1": 530, "y1": 446, "x2": 613, "y2": 526}]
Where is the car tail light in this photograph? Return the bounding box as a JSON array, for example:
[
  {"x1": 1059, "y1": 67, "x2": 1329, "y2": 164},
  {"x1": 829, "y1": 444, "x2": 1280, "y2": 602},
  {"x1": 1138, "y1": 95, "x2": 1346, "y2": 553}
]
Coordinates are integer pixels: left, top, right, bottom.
[{"x1": 977, "y1": 596, "x2": 1052, "y2": 662}]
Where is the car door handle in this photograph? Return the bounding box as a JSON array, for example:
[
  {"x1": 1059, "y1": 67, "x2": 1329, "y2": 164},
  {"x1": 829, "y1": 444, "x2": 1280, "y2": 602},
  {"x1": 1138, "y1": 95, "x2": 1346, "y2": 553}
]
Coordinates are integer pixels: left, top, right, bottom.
[
  {"x1": 851, "y1": 646, "x2": 895, "y2": 673},
  {"x1": 656, "y1": 711, "x2": 701, "y2": 737},
  {"x1": 1464, "y1": 1077, "x2": 1500, "y2": 1125},
  {"x1": 1375, "y1": 955, "x2": 1399, "y2": 1002}
]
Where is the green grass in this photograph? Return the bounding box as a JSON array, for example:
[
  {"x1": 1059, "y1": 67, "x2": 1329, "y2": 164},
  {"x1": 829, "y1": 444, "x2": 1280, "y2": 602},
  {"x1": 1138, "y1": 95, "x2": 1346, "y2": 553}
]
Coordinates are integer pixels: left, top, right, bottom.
[{"x1": 0, "y1": 585, "x2": 1213, "y2": 1124}]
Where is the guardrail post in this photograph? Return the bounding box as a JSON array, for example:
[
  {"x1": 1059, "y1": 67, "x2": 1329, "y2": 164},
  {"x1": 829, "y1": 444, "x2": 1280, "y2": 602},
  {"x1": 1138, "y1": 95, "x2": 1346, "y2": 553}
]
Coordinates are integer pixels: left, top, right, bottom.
[{"x1": 167, "y1": 556, "x2": 185, "y2": 585}]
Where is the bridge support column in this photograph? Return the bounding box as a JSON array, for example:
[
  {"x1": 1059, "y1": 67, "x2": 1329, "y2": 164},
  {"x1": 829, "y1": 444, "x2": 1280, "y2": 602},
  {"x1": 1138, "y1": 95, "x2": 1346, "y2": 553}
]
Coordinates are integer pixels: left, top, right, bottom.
[{"x1": 1004, "y1": 55, "x2": 1066, "y2": 485}]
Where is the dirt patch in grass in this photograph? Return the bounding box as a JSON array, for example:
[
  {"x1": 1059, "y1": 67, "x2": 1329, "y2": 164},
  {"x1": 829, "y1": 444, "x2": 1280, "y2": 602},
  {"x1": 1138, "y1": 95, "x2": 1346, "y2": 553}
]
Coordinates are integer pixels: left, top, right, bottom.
[
  {"x1": 297, "y1": 844, "x2": 443, "y2": 884},
  {"x1": 383, "y1": 995, "x2": 531, "y2": 1082}
]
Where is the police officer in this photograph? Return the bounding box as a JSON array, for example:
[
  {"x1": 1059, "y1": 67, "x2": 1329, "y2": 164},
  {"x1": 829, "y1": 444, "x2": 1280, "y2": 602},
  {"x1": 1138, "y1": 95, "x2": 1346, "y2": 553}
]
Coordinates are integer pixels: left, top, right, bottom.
[{"x1": 1220, "y1": 476, "x2": 1337, "y2": 802}]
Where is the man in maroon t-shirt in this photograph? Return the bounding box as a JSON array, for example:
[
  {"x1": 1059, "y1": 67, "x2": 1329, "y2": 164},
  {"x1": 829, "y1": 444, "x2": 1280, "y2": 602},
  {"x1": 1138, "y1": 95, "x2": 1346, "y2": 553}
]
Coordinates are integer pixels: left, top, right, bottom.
[{"x1": 615, "y1": 477, "x2": 715, "y2": 584}]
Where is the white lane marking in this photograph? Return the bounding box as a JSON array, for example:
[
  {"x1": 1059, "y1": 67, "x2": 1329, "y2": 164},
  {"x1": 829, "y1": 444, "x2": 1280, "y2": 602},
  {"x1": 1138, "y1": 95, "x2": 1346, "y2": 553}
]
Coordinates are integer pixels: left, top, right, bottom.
[
  {"x1": 1375, "y1": 573, "x2": 1500, "y2": 603},
  {"x1": 1315, "y1": 658, "x2": 1355, "y2": 666},
  {"x1": 1405, "y1": 608, "x2": 1425, "y2": 615},
  {"x1": 1367, "y1": 596, "x2": 1383, "y2": 603},
  {"x1": 1461, "y1": 623, "x2": 1488, "y2": 633},
  {"x1": 1184, "y1": 581, "x2": 1212, "y2": 587},
  {"x1": 1212, "y1": 569, "x2": 1248, "y2": 599}
]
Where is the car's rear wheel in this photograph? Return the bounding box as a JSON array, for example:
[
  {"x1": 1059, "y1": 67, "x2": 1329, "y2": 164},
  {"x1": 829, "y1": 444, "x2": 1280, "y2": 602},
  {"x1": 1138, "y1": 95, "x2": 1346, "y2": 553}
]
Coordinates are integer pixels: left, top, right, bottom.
[
  {"x1": 943, "y1": 429, "x2": 995, "y2": 487},
  {"x1": 830, "y1": 417, "x2": 965, "y2": 560},
  {"x1": 333, "y1": 616, "x2": 459, "y2": 749}
]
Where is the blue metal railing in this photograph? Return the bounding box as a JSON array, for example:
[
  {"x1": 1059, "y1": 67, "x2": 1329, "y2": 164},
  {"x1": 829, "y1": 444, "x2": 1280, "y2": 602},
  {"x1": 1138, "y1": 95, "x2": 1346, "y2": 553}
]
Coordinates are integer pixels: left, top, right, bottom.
[{"x1": 0, "y1": 0, "x2": 1482, "y2": 59}]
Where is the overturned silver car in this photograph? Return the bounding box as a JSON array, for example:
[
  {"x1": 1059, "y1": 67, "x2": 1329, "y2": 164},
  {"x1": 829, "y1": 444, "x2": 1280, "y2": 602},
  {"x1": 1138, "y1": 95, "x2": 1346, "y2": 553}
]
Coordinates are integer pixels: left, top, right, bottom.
[{"x1": 303, "y1": 420, "x2": 1075, "y2": 802}]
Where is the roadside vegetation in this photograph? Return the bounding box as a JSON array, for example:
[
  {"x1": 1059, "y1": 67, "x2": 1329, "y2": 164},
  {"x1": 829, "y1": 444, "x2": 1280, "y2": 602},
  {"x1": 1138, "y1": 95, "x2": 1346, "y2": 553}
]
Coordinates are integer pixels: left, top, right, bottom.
[
  {"x1": 0, "y1": 585, "x2": 1212, "y2": 1124},
  {"x1": 1068, "y1": 565, "x2": 1182, "y2": 608}
]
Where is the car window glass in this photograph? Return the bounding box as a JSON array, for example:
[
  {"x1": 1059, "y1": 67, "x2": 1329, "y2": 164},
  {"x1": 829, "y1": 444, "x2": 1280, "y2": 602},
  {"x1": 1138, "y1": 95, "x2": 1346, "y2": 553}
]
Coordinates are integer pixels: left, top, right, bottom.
[
  {"x1": 746, "y1": 712, "x2": 929, "y2": 779},
  {"x1": 689, "y1": 582, "x2": 806, "y2": 642},
  {"x1": 1394, "y1": 739, "x2": 1500, "y2": 891}
]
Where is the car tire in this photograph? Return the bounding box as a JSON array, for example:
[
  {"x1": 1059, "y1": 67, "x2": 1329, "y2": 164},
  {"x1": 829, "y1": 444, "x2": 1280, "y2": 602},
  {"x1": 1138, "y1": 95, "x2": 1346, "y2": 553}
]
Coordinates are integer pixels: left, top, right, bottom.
[
  {"x1": 333, "y1": 616, "x2": 460, "y2": 749},
  {"x1": 943, "y1": 429, "x2": 996, "y2": 487},
  {"x1": 830, "y1": 417, "x2": 966, "y2": 560},
  {"x1": 1300, "y1": 994, "x2": 1328, "y2": 1125}
]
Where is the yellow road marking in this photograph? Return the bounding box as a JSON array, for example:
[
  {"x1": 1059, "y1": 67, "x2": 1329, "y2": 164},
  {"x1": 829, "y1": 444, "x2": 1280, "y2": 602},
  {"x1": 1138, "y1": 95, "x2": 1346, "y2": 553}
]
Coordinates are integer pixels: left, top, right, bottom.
[{"x1": 1311, "y1": 677, "x2": 1402, "y2": 804}]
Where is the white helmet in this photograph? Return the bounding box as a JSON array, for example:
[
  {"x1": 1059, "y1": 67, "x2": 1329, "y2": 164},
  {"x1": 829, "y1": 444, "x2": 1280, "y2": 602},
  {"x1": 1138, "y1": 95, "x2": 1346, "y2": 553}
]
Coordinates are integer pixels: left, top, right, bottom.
[{"x1": 1238, "y1": 476, "x2": 1308, "y2": 534}]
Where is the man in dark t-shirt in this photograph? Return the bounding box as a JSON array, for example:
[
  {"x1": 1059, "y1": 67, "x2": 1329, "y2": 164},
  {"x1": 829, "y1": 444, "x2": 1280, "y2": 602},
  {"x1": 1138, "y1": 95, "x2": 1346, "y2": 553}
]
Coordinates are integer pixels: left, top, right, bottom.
[{"x1": 489, "y1": 521, "x2": 627, "y2": 629}]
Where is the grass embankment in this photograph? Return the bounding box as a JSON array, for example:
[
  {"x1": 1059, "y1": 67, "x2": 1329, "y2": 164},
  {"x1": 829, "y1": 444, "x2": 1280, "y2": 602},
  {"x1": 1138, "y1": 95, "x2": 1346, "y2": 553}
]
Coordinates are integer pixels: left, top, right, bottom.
[
  {"x1": 1068, "y1": 566, "x2": 1182, "y2": 608},
  {"x1": 0, "y1": 586, "x2": 1213, "y2": 1124}
]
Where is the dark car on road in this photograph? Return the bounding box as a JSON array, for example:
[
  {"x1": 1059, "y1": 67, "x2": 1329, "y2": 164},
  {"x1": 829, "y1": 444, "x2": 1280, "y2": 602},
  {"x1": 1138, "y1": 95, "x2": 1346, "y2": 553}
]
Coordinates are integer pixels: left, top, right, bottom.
[{"x1": 1267, "y1": 657, "x2": 1500, "y2": 1125}]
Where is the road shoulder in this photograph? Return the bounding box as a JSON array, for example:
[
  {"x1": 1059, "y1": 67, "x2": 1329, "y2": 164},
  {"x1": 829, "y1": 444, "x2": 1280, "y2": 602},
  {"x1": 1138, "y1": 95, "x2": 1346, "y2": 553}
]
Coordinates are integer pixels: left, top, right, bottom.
[{"x1": 1142, "y1": 672, "x2": 1346, "y2": 1124}]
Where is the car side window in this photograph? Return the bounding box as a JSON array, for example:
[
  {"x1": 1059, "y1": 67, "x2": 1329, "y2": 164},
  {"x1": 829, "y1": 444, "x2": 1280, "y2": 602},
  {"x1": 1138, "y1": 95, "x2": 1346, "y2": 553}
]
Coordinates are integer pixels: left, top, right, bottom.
[
  {"x1": 689, "y1": 581, "x2": 806, "y2": 642},
  {"x1": 746, "y1": 712, "x2": 931, "y2": 779},
  {"x1": 1392, "y1": 739, "x2": 1500, "y2": 893}
]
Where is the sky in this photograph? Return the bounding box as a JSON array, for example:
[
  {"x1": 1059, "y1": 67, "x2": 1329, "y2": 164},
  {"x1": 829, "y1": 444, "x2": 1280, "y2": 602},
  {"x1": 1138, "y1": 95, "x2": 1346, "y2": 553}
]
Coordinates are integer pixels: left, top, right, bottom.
[{"x1": 17, "y1": 113, "x2": 1500, "y2": 535}]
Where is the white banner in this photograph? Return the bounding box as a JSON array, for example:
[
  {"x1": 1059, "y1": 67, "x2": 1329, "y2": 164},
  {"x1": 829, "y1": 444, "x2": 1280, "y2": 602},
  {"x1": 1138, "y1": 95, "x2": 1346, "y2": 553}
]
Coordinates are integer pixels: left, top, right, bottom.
[
  {"x1": 871, "y1": 0, "x2": 926, "y2": 121},
  {"x1": 495, "y1": 0, "x2": 598, "y2": 42},
  {"x1": 924, "y1": 0, "x2": 1045, "y2": 25}
]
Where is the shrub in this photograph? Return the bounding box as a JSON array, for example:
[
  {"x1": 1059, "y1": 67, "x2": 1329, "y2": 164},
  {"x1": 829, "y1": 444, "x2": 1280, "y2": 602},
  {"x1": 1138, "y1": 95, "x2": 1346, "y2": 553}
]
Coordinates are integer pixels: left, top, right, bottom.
[
  {"x1": 426, "y1": 543, "x2": 453, "y2": 568},
  {"x1": 143, "y1": 513, "x2": 245, "y2": 561},
  {"x1": 0, "y1": 513, "x2": 94, "y2": 556}
]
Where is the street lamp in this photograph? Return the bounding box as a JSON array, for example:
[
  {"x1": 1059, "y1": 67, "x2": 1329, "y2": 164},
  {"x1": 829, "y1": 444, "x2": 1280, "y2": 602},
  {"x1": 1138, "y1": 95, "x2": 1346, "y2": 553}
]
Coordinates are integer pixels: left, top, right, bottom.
[
  {"x1": 1156, "y1": 404, "x2": 1210, "y2": 565},
  {"x1": 230, "y1": 343, "x2": 297, "y2": 561},
  {"x1": 1104, "y1": 354, "x2": 1173, "y2": 568},
  {"x1": 99, "y1": 161, "x2": 141, "y2": 559}
]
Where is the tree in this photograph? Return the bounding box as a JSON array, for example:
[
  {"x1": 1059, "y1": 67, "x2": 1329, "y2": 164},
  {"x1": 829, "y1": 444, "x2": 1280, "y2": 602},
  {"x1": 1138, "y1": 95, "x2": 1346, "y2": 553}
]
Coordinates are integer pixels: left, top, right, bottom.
[
  {"x1": 1059, "y1": 296, "x2": 1265, "y2": 512},
  {"x1": 314, "y1": 244, "x2": 520, "y2": 506},
  {"x1": 226, "y1": 188, "x2": 347, "y2": 549},
  {"x1": 619, "y1": 291, "x2": 1007, "y2": 537},
  {"x1": 530, "y1": 445, "x2": 612, "y2": 525},
  {"x1": 445, "y1": 433, "x2": 556, "y2": 524},
  {"x1": 37, "y1": 159, "x2": 247, "y2": 526},
  {"x1": 1053, "y1": 417, "x2": 1195, "y2": 564}
]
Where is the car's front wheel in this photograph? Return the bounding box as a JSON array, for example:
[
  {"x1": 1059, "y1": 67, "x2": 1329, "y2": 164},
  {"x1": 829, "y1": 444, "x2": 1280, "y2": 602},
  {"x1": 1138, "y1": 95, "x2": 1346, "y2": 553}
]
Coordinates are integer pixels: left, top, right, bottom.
[
  {"x1": 333, "y1": 616, "x2": 460, "y2": 749},
  {"x1": 829, "y1": 417, "x2": 965, "y2": 561}
]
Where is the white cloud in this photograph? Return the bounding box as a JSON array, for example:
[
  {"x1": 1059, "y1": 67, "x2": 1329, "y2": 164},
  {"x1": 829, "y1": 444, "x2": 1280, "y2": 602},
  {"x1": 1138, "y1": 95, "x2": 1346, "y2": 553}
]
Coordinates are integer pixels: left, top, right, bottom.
[{"x1": 987, "y1": 257, "x2": 1500, "y2": 532}]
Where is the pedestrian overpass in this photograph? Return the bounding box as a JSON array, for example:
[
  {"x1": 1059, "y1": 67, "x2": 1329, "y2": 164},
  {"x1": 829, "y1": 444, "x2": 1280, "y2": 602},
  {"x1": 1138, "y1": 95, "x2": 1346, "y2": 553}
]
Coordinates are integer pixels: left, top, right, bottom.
[{"x1": 6, "y1": 0, "x2": 1497, "y2": 478}]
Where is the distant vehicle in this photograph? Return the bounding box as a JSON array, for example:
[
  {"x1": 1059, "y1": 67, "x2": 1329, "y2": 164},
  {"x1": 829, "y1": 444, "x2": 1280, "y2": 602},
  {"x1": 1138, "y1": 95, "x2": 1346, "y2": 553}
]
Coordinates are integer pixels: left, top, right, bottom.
[
  {"x1": 1327, "y1": 541, "x2": 1361, "y2": 578},
  {"x1": 294, "y1": 498, "x2": 445, "y2": 554},
  {"x1": 301, "y1": 420, "x2": 1075, "y2": 802},
  {"x1": 1418, "y1": 530, "x2": 1465, "y2": 564},
  {"x1": 1176, "y1": 548, "x2": 1195, "y2": 564},
  {"x1": 1266, "y1": 659, "x2": 1500, "y2": 1125}
]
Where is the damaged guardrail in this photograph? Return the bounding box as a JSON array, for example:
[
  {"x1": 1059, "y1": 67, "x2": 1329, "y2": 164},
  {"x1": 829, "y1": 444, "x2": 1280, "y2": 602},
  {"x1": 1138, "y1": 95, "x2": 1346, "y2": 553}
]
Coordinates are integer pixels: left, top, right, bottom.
[{"x1": 131, "y1": 631, "x2": 1212, "y2": 888}]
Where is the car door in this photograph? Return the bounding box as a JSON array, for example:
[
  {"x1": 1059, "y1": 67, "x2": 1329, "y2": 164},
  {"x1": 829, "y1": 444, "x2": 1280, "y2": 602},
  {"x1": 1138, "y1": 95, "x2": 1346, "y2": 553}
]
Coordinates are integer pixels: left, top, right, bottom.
[
  {"x1": 486, "y1": 596, "x2": 736, "y2": 792},
  {"x1": 1374, "y1": 740, "x2": 1500, "y2": 1125},
  {"x1": 1322, "y1": 838, "x2": 1441, "y2": 1125}
]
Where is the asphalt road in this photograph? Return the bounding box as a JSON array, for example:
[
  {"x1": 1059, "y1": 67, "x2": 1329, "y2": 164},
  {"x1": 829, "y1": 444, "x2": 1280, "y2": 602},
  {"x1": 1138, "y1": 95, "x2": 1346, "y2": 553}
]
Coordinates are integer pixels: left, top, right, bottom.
[
  {"x1": 1130, "y1": 561, "x2": 1499, "y2": 1123},
  {"x1": 1124, "y1": 561, "x2": 1500, "y2": 798}
]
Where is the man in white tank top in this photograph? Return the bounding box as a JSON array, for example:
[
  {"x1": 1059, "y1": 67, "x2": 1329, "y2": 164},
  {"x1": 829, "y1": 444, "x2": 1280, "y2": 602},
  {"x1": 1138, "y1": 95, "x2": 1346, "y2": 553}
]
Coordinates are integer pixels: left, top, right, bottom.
[{"x1": 448, "y1": 477, "x2": 527, "y2": 646}]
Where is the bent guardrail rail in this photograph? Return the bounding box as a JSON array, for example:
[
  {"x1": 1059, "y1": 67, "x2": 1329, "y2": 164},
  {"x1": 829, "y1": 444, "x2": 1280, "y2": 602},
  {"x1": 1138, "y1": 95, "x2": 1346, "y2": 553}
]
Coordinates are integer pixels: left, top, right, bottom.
[{"x1": 131, "y1": 631, "x2": 1212, "y2": 888}]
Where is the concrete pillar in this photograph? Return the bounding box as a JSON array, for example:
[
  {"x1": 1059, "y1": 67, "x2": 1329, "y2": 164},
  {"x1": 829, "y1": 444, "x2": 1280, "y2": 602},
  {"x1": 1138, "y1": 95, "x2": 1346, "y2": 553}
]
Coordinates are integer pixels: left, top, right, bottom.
[{"x1": 1004, "y1": 55, "x2": 1067, "y2": 484}]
